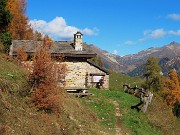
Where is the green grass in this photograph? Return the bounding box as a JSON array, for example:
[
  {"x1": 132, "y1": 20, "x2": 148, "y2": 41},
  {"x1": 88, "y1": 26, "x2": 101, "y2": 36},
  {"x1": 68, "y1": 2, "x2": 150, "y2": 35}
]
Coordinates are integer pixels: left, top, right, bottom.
[
  {"x1": 80, "y1": 72, "x2": 180, "y2": 135},
  {"x1": 82, "y1": 90, "x2": 116, "y2": 128},
  {"x1": 81, "y1": 89, "x2": 162, "y2": 135},
  {"x1": 109, "y1": 72, "x2": 143, "y2": 91},
  {"x1": 0, "y1": 53, "x2": 111, "y2": 135},
  {"x1": 0, "y1": 53, "x2": 179, "y2": 135},
  {"x1": 0, "y1": 59, "x2": 28, "y2": 93}
]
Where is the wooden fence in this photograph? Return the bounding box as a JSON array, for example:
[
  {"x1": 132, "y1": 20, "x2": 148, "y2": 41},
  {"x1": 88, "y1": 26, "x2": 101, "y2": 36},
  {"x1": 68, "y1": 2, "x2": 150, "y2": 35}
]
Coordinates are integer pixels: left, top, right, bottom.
[{"x1": 123, "y1": 84, "x2": 153, "y2": 113}]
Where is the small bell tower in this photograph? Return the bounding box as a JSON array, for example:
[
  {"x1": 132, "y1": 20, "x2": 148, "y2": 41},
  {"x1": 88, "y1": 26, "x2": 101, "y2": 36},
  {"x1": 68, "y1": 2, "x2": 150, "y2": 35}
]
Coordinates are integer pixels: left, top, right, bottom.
[{"x1": 74, "y1": 31, "x2": 83, "y2": 51}]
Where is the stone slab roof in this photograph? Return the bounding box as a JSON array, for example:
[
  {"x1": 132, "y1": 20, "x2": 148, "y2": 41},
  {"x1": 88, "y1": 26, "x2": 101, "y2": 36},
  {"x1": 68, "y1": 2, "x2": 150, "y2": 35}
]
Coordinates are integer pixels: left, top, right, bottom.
[
  {"x1": 10, "y1": 40, "x2": 96, "y2": 58},
  {"x1": 87, "y1": 60, "x2": 109, "y2": 74}
]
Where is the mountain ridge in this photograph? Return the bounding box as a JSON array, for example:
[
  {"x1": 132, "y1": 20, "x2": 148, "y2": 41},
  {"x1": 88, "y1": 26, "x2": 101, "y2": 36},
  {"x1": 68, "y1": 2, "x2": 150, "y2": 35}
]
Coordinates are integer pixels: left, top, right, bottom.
[{"x1": 84, "y1": 41, "x2": 180, "y2": 75}]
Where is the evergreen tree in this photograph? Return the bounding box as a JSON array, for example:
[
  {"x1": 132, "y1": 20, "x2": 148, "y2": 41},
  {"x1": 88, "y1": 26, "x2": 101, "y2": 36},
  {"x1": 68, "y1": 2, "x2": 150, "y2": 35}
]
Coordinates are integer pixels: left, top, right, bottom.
[
  {"x1": 0, "y1": 32, "x2": 12, "y2": 52},
  {"x1": 142, "y1": 56, "x2": 162, "y2": 92},
  {"x1": 0, "y1": 0, "x2": 12, "y2": 52},
  {"x1": 0, "y1": 0, "x2": 12, "y2": 33}
]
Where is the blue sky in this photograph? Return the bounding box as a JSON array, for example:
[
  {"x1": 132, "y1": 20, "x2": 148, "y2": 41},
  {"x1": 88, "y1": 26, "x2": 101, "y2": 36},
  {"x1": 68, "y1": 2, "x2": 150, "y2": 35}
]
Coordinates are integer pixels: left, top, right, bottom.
[{"x1": 27, "y1": 0, "x2": 180, "y2": 56}]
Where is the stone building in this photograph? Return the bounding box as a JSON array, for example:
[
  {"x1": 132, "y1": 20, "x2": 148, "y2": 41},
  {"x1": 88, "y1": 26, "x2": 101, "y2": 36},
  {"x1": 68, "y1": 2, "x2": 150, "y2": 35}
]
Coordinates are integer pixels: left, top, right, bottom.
[{"x1": 9, "y1": 31, "x2": 109, "y2": 89}]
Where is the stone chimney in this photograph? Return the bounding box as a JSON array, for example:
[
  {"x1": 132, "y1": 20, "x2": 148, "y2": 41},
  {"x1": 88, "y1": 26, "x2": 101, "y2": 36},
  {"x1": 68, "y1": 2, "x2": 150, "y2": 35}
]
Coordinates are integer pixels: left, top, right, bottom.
[{"x1": 74, "y1": 31, "x2": 83, "y2": 51}]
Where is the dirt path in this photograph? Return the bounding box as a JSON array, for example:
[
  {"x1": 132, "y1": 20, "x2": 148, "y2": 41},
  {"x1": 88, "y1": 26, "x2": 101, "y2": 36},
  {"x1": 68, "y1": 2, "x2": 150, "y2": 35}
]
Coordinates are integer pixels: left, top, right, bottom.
[{"x1": 113, "y1": 101, "x2": 123, "y2": 135}]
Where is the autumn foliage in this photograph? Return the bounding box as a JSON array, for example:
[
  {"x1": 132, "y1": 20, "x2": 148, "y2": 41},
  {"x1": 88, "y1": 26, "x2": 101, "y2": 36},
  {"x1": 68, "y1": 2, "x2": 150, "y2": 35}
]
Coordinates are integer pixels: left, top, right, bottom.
[
  {"x1": 30, "y1": 38, "x2": 66, "y2": 113},
  {"x1": 6, "y1": 0, "x2": 33, "y2": 40},
  {"x1": 143, "y1": 57, "x2": 180, "y2": 117},
  {"x1": 162, "y1": 70, "x2": 180, "y2": 106},
  {"x1": 16, "y1": 46, "x2": 27, "y2": 61}
]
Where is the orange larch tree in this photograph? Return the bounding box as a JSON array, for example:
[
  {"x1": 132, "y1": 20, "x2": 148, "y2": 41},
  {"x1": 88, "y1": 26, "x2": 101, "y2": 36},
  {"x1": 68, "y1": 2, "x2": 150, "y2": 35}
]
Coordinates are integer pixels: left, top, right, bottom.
[
  {"x1": 163, "y1": 70, "x2": 180, "y2": 106},
  {"x1": 16, "y1": 46, "x2": 27, "y2": 61},
  {"x1": 16, "y1": 46, "x2": 28, "y2": 67},
  {"x1": 34, "y1": 30, "x2": 43, "y2": 41},
  {"x1": 7, "y1": 0, "x2": 33, "y2": 40},
  {"x1": 30, "y1": 38, "x2": 66, "y2": 113}
]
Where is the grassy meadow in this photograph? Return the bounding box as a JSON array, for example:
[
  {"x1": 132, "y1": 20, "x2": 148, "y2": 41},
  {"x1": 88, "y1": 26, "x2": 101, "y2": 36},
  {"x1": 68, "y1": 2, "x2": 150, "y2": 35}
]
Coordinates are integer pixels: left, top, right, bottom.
[
  {"x1": 0, "y1": 53, "x2": 179, "y2": 135},
  {"x1": 0, "y1": 53, "x2": 110, "y2": 135},
  {"x1": 80, "y1": 73, "x2": 180, "y2": 135}
]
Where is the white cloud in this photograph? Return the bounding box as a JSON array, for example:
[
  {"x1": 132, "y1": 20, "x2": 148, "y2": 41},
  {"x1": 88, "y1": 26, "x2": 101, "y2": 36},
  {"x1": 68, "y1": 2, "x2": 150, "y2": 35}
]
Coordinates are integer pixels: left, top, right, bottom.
[
  {"x1": 167, "y1": 13, "x2": 180, "y2": 21},
  {"x1": 143, "y1": 30, "x2": 151, "y2": 36},
  {"x1": 122, "y1": 27, "x2": 180, "y2": 45},
  {"x1": 124, "y1": 41, "x2": 135, "y2": 45},
  {"x1": 138, "y1": 37, "x2": 147, "y2": 42},
  {"x1": 141, "y1": 28, "x2": 180, "y2": 40},
  {"x1": 82, "y1": 27, "x2": 99, "y2": 35},
  {"x1": 112, "y1": 50, "x2": 118, "y2": 55},
  {"x1": 29, "y1": 17, "x2": 98, "y2": 40},
  {"x1": 138, "y1": 29, "x2": 166, "y2": 41},
  {"x1": 137, "y1": 28, "x2": 180, "y2": 42},
  {"x1": 150, "y1": 29, "x2": 166, "y2": 39},
  {"x1": 168, "y1": 30, "x2": 180, "y2": 36}
]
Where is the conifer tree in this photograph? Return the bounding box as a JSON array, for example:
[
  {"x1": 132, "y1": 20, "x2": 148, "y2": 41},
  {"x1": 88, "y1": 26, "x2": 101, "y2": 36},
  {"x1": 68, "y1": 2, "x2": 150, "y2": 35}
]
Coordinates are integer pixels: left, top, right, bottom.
[
  {"x1": 16, "y1": 46, "x2": 28, "y2": 67},
  {"x1": 142, "y1": 56, "x2": 162, "y2": 92},
  {"x1": 34, "y1": 30, "x2": 43, "y2": 41},
  {"x1": 0, "y1": 0, "x2": 12, "y2": 52},
  {"x1": 163, "y1": 69, "x2": 180, "y2": 106},
  {"x1": 0, "y1": 0, "x2": 12, "y2": 33},
  {"x1": 7, "y1": 0, "x2": 33, "y2": 40},
  {"x1": 30, "y1": 38, "x2": 66, "y2": 113}
]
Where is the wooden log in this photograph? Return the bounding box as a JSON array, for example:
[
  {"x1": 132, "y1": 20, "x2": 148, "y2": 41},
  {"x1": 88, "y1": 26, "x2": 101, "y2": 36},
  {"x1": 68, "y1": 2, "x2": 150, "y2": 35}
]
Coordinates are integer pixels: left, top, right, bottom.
[
  {"x1": 65, "y1": 87, "x2": 88, "y2": 93},
  {"x1": 148, "y1": 92, "x2": 153, "y2": 104},
  {"x1": 65, "y1": 87, "x2": 88, "y2": 90},
  {"x1": 123, "y1": 84, "x2": 154, "y2": 113},
  {"x1": 68, "y1": 93, "x2": 93, "y2": 98},
  {"x1": 123, "y1": 84, "x2": 131, "y2": 93},
  {"x1": 141, "y1": 92, "x2": 153, "y2": 113}
]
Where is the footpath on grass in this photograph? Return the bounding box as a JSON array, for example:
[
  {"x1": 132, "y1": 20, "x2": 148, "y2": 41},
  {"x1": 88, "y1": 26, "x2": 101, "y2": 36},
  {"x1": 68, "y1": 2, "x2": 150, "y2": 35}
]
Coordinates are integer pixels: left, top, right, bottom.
[{"x1": 113, "y1": 101, "x2": 123, "y2": 135}]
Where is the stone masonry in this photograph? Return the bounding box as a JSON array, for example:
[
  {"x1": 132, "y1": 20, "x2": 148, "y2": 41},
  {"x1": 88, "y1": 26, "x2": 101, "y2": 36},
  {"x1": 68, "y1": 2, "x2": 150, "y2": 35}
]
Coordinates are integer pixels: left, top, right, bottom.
[{"x1": 61, "y1": 61, "x2": 109, "y2": 89}]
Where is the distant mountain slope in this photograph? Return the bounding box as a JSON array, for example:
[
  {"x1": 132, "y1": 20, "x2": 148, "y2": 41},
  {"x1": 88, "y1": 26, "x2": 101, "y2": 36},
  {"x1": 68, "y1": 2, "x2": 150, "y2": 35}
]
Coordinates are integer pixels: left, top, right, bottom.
[
  {"x1": 83, "y1": 41, "x2": 180, "y2": 75},
  {"x1": 128, "y1": 56, "x2": 180, "y2": 76},
  {"x1": 83, "y1": 43, "x2": 123, "y2": 72},
  {"x1": 120, "y1": 41, "x2": 180, "y2": 73},
  {"x1": 160, "y1": 56, "x2": 180, "y2": 76}
]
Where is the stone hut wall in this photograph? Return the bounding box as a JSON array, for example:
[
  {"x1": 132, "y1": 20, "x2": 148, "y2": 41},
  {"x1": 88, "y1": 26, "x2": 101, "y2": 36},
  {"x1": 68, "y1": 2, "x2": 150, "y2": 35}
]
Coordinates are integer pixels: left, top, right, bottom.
[
  {"x1": 86, "y1": 63, "x2": 109, "y2": 89},
  {"x1": 21, "y1": 60, "x2": 109, "y2": 89},
  {"x1": 63, "y1": 61, "x2": 109, "y2": 89}
]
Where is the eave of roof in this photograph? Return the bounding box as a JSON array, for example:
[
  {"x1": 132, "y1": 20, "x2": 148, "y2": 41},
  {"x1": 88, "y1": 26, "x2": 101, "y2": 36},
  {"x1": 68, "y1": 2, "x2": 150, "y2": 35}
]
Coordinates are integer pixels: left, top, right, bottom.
[
  {"x1": 10, "y1": 40, "x2": 96, "y2": 58},
  {"x1": 52, "y1": 52, "x2": 96, "y2": 58},
  {"x1": 87, "y1": 60, "x2": 109, "y2": 74},
  {"x1": 12, "y1": 51, "x2": 96, "y2": 58}
]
